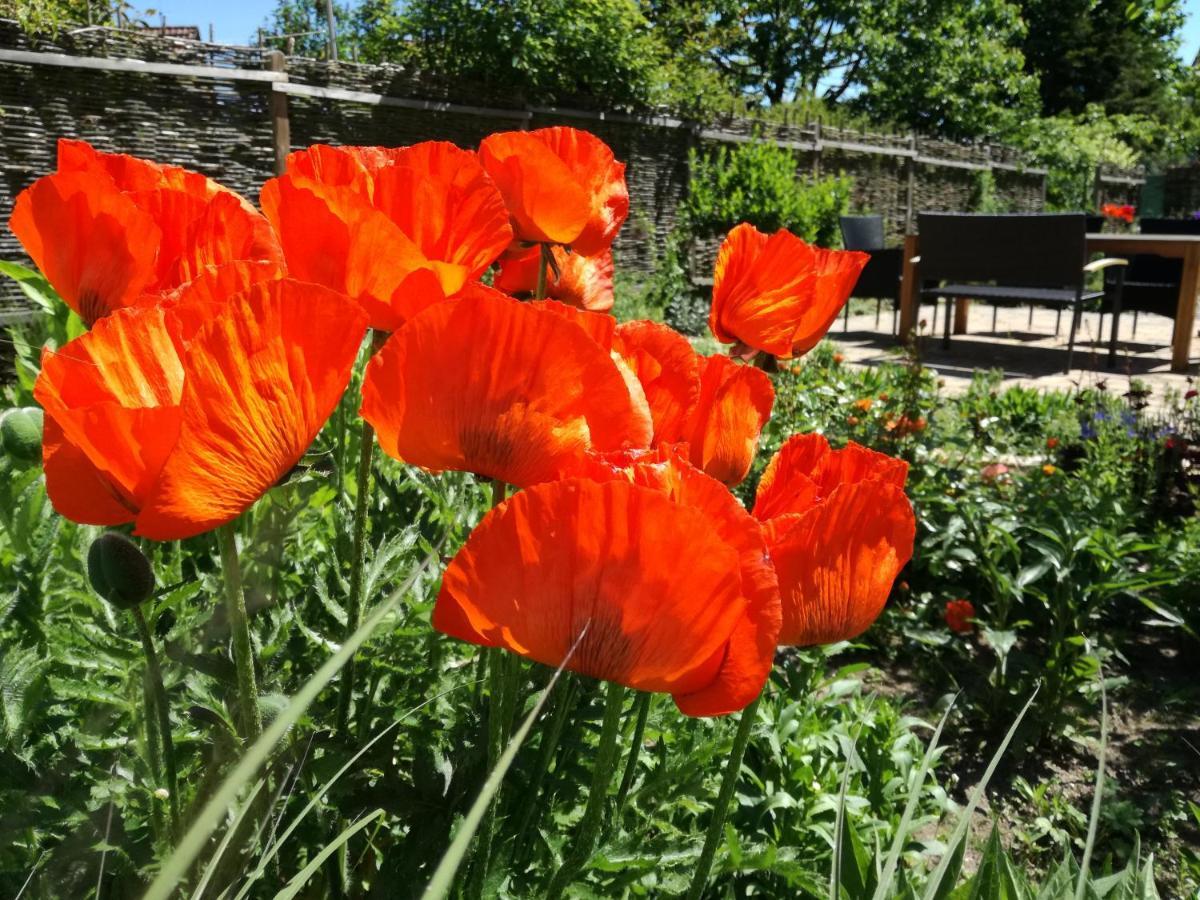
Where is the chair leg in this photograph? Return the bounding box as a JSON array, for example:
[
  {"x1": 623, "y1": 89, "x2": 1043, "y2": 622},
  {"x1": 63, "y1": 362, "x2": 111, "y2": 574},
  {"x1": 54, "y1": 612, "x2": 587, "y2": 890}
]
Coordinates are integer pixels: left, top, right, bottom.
[
  {"x1": 875, "y1": 298, "x2": 882, "y2": 329},
  {"x1": 891, "y1": 303, "x2": 899, "y2": 335},
  {"x1": 1132, "y1": 309, "x2": 1139, "y2": 338},
  {"x1": 1065, "y1": 301, "x2": 1083, "y2": 374},
  {"x1": 843, "y1": 300, "x2": 850, "y2": 332},
  {"x1": 942, "y1": 298, "x2": 953, "y2": 350},
  {"x1": 1055, "y1": 308, "x2": 1062, "y2": 336},
  {"x1": 1028, "y1": 303, "x2": 1034, "y2": 329},
  {"x1": 1098, "y1": 311, "x2": 1105, "y2": 344},
  {"x1": 991, "y1": 304, "x2": 998, "y2": 333},
  {"x1": 1107, "y1": 270, "x2": 1126, "y2": 368}
]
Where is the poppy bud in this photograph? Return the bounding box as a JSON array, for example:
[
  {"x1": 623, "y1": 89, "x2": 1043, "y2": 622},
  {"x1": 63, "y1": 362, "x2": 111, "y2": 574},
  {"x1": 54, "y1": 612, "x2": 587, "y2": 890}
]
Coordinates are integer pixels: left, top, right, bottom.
[
  {"x1": 1, "y1": 407, "x2": 44, "y2": 464},
  {"x1": 88, "y1": 532, "x2": 155, "y2": 609}
]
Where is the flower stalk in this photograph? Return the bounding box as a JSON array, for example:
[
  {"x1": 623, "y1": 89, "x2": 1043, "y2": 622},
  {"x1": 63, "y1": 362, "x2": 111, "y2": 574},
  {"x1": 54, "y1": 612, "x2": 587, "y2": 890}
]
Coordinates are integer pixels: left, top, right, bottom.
[
  {"x1": 545, "y1": 680, "x2": 626, "y2": 899},
  {"x1": 685, "y1": 692, "x2": 762, "y2": 900},
  {"x1": 131, "y1": 604, "x2": 180, "y2": 839},
  {"x1": 535, "y1": 243, "x2": 552, "y2": 300},
  {"x1": 614, "y1": 691, "x2": 652, "y2": 818},
  {"x1": 217, "y1": 522, "x2": 261, "y2": 742}
]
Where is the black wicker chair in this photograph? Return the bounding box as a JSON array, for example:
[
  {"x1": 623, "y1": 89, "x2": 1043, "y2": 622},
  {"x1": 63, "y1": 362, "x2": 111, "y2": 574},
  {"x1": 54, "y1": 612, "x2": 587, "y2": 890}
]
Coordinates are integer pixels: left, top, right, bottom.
[
  {"x1": 916, "y1": 213, "x2": 1127, "y2": 373},
  {"x1": 838, "y1": 215, "x2": 907, "y2": 333}
]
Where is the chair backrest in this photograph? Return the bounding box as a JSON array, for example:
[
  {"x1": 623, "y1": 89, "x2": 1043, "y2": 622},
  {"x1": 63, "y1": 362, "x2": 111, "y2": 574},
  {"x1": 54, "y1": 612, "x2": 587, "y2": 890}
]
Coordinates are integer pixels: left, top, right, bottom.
[
  {"x1": 840, "y1": 215, "x2": 885, "y2": 251},
  {"x1": 1139, "y1": 217, "x2": 1200, "y2": 235},
  {"x1": 917, "y1": 213, "x2": 1088, "y2": 288}
]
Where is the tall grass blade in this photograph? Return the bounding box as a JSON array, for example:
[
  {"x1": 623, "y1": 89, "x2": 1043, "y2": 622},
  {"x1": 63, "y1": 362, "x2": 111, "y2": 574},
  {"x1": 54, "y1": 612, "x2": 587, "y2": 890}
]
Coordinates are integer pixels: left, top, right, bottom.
[
  {"x1": 871, "y1": 697, "x2": 957, "y2": 900},
  {"x1": 420, "y1": 630, "x2": 587, "y2": 900},
  {"x1": 143, "y1": 544, "x2": 441, "y2": 900},
  {"x1": 270, "y1": 808, "x2": 385, "y2": 900},
  {"x1": 1075, "y1": 649, "x2": 1109, "y2": 900},
  {"x1": 920, "y1": 687, "x2": 1039, "y2": 900},
  {"x1": 188, "y1": 778, "x2": 266, "y2": 900}
]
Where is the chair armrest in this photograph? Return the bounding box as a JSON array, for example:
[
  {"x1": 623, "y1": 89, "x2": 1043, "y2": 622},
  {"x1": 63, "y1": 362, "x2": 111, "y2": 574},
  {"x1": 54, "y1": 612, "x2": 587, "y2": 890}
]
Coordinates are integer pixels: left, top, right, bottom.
[
  {"x1": 1082, "y1": 257, "x2": 1129, "y2": 273},
  {"x1": 908, "y1": 255, "x2": 921, "y2": 264}
]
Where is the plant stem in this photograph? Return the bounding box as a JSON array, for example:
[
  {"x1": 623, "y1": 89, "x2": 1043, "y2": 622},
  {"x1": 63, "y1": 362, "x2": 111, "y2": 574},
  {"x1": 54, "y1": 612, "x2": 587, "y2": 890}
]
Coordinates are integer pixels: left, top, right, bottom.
[
  {"x1": 512, "y1": 674, "x2": 578, "y2": 866},
  {"x1": 131, "y1": 605, "x2": 180, "y2": 840},
  {"x1": 466, "y1": 647, "x2": 507, "y2": 898},
  {"x1": 535, "y1": 243, "x2": 551, "y2": 300},
  {"x1": 614, "y1": 691, "x2": 652, "y2": 818},
  {"x1": 545, "y1": 681, "x2": 626, "y2": 900},
  {"x1": 336, "y1": 329, "x2": 387, "y2": 737},
  {"x1": 217, "y1": 523, "x2": 261, "y2": 742},
  {"x1": 685, "y1": 692, "x2": 762, "y2": 900}
]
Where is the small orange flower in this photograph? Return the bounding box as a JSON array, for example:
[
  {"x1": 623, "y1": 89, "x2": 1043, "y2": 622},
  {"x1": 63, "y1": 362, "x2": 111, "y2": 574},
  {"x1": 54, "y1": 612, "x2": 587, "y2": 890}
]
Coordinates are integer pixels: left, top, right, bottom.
[
  {"x1": 753, "y1": 433, "x2": 914, "y2": 646},
  {"x1": 493, "y1": 245, "x2": 614, "y2": 312},
  {"x1": 434, "y1": 465, "x2": 780, "y2": 716},
  {"x1": 847, "y1": 415, "x2": 860, "y2": 426},
  {"x1": 944, "y1": 599, "x2": 975, "y2": 634},
  {"x1": 360, "y1": 285, "x2": 651, "y2": 488},
  {"x1": 34, "y1": 279, "x2": 367, "y2": 540},
  {"x1": 1046, "y1": 437, "x2": 1060, "y2": 449},
  {"x1": 709, "y1": 223, "x2": 868, "y2": 358},
  {"x1": 260, "y1": 141, "x2": 513, "y2": 331},
  {"x1": 980, "y1": 462, "x2": 1010, "y2": 483},
  {"x1": 832, "y1": 352, "x2": 845, "y2": 364},
  {"x1": 478, "y1": 127, "x2": 628, "y2": 252},
  {"x1": 681, "y1": 355, "x2": 774, "y2": 487},
  {"x1": 1042, "y1": 463, "x2": 1057, "y2": 475},
  {"x1": 854, "y1": 398, "x2": 873, "y2": 413},
  {"x1": 10, "y1": 139, "x2": 282, "y2": 325}
]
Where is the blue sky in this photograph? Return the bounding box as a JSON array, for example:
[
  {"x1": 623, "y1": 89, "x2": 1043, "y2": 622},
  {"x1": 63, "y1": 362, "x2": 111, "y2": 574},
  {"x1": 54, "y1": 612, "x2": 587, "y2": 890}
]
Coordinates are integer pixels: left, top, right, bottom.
[{"x1": 150, "y1": 0, "x2": 1200, "y2": 61}]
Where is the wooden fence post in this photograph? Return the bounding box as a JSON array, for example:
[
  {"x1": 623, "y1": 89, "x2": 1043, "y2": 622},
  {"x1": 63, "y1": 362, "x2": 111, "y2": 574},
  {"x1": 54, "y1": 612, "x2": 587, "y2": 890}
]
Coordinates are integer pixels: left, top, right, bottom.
[
  {"x1": 266, "y1": 51, "x2": 289, "y2": 176},
  {"x1": 905, "y1": 132, "x2": 916, "y2": 232}
]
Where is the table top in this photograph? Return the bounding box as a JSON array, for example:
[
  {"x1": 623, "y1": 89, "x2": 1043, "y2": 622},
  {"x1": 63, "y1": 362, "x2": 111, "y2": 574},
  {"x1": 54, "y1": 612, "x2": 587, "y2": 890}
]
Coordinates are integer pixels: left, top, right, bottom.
[{"x1": 1085, "y1": 232, "x2": 1200, "y2": 243}]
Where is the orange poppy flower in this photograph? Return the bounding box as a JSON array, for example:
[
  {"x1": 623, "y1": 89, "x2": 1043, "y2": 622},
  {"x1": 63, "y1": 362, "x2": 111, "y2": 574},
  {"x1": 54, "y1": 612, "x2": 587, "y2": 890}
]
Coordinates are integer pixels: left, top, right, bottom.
[
  {"x1": 944, "y1": 599, "x2": 975, "y2": 634},
  {"x1": 360, "y1": 285, "x2": 651, "y2": 487},
  {"x1": 260, "y1": 141, "x2": 513, "y2": 331},
  {"x1": 9, "y1": 139, "x2": 282, "y2": 325},
  {"x1": 710, "y1": 223, "x2": 868, "y2": 359},
  {"x1": 493, "y1": 244, "x2": 615, "y2": 312},
  {"x1": 611, "y1": 321, "x2": 702, "y2": 446},
  {"x1": 34, "y1": 279, "x2": 367, "y2": 540},
  {"x1": 478, "y1": 127, "x2": 628, "y2": 253},
  {"x1": 681, "y1": 354, "x2": 774, "y2": 487},
  {"x1": 434, "y1": 470, "x2": 780, "y2": 716},
  {"x1": 753, "y1": 433, "x2": 914, "y2": 646}
]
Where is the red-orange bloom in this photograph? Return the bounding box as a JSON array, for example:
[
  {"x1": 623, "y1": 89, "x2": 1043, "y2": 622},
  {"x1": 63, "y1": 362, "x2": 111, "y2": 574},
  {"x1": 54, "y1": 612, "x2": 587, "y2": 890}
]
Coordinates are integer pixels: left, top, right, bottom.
[
  {"x1": 360, "y1": 285, "x2": 652, "y2": 487},
  {"x1": 944, "y1": 599, "x2": 975, "y2": 634},
  {"x1": 260, "y1": 141, "x2": 513, "y2": 331},
  {"x1": 611, "y1": 320, "x2": 701, "y2": 446},
  {"x1": 753, "y1": 433, "x2": 915, "y2": 646},
  {"x1": 493, "y1": 244, "x2": 615, "y2": 312},
  {"x1": 9, "y1": 139, "x2": 282, "y2": 325},
  {"x1": 681, "y1": 354, "x2": 774, "y2": 486},
  {"x1": 434, "y1": 468, "x2": 780, "y2": 716},
  {"x1": 478, "y1": 127, "x2": 628, "y2": 253},
  {"x1": 710, "y1": 223, "x2": 868, "y2": 359},
  {"x1": 34, "y1": 279, "x2": 367, "y2": 540}
]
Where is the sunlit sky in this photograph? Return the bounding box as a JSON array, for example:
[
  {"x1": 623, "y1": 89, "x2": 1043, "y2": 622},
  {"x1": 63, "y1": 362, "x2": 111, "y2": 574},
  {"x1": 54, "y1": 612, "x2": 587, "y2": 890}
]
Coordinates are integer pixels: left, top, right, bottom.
[{"x1": 148, "y1": 0, "x2": 1200, "y2": 63}]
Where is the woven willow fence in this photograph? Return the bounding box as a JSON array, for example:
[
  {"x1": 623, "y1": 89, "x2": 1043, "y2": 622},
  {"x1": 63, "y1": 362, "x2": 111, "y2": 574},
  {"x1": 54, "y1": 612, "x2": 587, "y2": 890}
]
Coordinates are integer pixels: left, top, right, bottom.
[{"x1": 0, "y1": 20, "x2": 1145, "y2": 321}]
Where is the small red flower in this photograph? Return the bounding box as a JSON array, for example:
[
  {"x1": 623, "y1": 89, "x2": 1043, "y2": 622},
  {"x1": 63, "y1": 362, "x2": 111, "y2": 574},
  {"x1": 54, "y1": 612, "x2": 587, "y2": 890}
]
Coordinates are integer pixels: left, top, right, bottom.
[
  {"x1": 944, "y1": 599, "x2": 975, "y2": 634},
  {"x1": 1046, "y1": 437, "x2": 1060, "y2": 449},
  {"x1": 1185, "y1": 389, "x2": 1198, "y2": 401}
]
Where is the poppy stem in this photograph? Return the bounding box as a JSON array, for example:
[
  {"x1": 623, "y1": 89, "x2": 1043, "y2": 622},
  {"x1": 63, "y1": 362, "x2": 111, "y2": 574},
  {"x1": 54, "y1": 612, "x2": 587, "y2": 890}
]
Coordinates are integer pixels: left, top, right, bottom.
[
  {"x1": 613, "y1": 691, "x2": 652, "y2": 819},
  {"x1": 535, "y1": 243, "x2": 551, "y2": 300},
  {"x1": 336, "y1": 329, "x2": 388, "y2": 737},
  {"x1": 685, "y1": 692, "x2": 762, "y2": 900},
  {"x1": 131, "y1": 605, "x2": 180, "y2": 841},
  {"x1": 545, "y1": 680, "x2": 626, "y2": 900},
  {"x1": 217, "y1": 522, "x2": 262, "y2": 742}
]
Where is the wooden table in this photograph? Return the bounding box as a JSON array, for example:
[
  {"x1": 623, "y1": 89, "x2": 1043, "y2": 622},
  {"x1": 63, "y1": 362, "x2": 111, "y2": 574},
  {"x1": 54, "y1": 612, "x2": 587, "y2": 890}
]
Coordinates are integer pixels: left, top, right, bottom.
[{"x1": 897, "y1": 232, "x2": 1200, "y2": 373}]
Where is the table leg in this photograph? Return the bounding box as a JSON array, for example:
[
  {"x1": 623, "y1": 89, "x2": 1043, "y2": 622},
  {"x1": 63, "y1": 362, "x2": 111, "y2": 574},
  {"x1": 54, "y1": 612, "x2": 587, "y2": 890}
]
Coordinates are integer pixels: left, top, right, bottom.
[
  {"x1": 898, "y1": 234, "x2": 920, "y2": 341},
  {"x1": 953, "y1": 298, "x2": 970, "y2": 335},
  {"x1": 1172, "y1": 246, "x2": 1199, "y2": 374}
]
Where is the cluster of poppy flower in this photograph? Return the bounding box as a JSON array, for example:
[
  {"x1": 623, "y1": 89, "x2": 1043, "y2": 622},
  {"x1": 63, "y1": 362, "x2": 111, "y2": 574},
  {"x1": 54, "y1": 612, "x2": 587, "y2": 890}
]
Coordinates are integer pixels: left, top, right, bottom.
[
  {"x1": 11, "y1": 128, "x2": 915, "y2": 717},
  {"x1": 1099, "y1": 203, "x2": 1136, "y2": 225}
]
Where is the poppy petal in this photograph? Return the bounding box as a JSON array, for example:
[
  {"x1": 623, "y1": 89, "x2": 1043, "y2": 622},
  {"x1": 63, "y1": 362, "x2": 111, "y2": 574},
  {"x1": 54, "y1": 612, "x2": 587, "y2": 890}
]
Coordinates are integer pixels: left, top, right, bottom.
[
  {"x1": 765, "y1": 481, "x2": 915, "y2": 646},
  {"x1": 684, "y1": 355, "x2": 774, "y2": 486},
  {"x1": 134, "y1": 280, "x2": 367, "y2": 540},
  {"x1": 9, "y1": 171, "x2": 160, "y2": 324},
  {"x1": 710, "y1": 223, "x2": 868, "y2": 358},
  {"x1": 434, "y1": 477, "x2": 765, "y2": 713},
  {"x1": 360, "y1": 288, "x2": 651, "y2": 487},
  {"x1": 534, "y1": 126, "x2": 629, "y2": 256},
  {"x1": 40, "y1": 413, "x2": 139, "y2": 526},
  {"x1": 478, "y1": 131, "x2": 591, "y2": 245},
  {"x1": 753, "y1": 433, "x2": 909, "y2": 520},
  {"x1": 613, "y1": 321, "x2": 702, "y2": 445},
  {"x1": 495, "y1": 245, "x2": 615, "y2": 312}
]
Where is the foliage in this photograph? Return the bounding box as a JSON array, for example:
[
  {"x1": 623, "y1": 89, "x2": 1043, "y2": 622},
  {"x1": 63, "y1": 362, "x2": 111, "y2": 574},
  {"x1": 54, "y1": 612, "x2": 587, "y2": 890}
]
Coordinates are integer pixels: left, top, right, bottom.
[{"x1": 256, "y1": 0, "x2": 353, "y2": 58}]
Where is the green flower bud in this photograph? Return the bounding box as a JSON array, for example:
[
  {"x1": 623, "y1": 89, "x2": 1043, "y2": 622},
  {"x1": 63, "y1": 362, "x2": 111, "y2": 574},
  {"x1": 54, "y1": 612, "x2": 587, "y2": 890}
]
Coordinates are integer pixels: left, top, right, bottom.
[
  {"x1": 0, "y1": 407, "x2": 44, "y2": 464},
  {"x1": 88, "y1": 532, "x2": 155, "y2": 609}
]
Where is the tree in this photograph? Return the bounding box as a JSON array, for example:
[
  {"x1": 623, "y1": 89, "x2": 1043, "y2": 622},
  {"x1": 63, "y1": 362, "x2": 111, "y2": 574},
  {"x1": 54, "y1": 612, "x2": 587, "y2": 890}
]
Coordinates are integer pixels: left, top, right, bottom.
[
  {"x1": 849, "y1": 0, "x2": 1039, "y2": 139},
  {"x1": 1018, "y1": 0, "x2": 1186, "y2": 118},
  {"x1": 257, "y1": 0, "x2": 352, "y2": 58}
]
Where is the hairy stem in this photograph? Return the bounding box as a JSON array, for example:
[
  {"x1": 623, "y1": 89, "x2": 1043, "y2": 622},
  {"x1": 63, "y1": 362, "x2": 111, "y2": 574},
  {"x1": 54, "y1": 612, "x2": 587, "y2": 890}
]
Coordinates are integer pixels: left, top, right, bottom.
[
  {"x1": 685, "y1": 692, "x2": 762, "y2": 900},
  {"x1": 218, "y1": 523, "x2": 261, "y2": 742},
  {"x1": 545, "y1": 681, "x2": 626, "y2": 899},
  {"x1": 614, "y1": 691, "x2": 652, "y2": 819},
  {"x1": 535, "y1": 243, "x2": 551, "y2": 300},
  {"x1": 132, "y1": 605, "x2": 180, "y2": 840}
]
